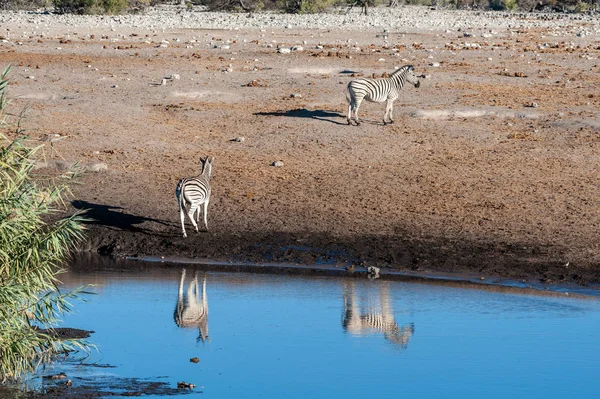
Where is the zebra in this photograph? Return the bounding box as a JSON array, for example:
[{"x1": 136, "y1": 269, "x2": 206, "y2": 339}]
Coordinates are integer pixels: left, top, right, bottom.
[
  {"x1": 346, "y1": 64, "x2": 421, "y2": 126},
  {"x1": 342, "y1": 280, "x2": 414, "y2": 348},
  {"x1": 176, "y1": 156, "x2": 213, "y2": 238},
  {"x1": 174, "y1": 269, "x2": 209, "y2": 343}
]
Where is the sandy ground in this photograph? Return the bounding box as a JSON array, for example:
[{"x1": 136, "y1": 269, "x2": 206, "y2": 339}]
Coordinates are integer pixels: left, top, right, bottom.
[{"x1": 1, "y1": 9, "x2": 600, "y2": 286}]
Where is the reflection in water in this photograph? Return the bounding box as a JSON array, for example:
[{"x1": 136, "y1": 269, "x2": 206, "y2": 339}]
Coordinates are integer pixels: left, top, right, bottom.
[
  {"x1": 42, "y1": 267, "x2": 600, "y2": 399},
  {"x1": 173, "y1": 269, "x2": 209, "y2": 342},
  {"x1": 342, "y1": 280, "x2": 414, "y2": 348}
]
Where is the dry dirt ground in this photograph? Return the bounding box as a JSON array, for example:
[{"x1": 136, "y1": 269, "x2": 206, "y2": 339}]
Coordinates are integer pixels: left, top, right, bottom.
[{"x1": 1, "y1": 15, "x2": 600, "y2": 286}]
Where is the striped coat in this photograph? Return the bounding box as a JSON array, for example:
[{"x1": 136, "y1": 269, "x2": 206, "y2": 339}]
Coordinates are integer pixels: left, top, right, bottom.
[
  {"x1": 176, "y1": 156, "x2": 213, "y2": 237},
  {"x1": 346, "y1": 65, "x2": 421, "y2": 125}
]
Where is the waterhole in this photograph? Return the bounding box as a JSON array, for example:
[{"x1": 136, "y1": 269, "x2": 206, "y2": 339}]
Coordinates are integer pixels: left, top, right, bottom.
[{"x1": 30, "y1": 262, "x2": 600, "y2": 398}]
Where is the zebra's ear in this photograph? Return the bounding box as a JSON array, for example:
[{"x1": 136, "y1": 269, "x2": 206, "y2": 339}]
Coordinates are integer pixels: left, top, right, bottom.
[{"x1": 408, "y1": 65, "x2": 415, "y2": 71}]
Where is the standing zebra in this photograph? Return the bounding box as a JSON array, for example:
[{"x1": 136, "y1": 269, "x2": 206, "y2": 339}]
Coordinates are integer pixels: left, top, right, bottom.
[
  {"x1": 342, "y1": 280, "x2": 414, "y2": 348},
  {"x1": 174, "y1": 269, "x2": 209, "y2": 343},
  {"x1": 346, "y1": 64, "x2": 421, "y2": 126},
  {"x1": 176, "y1": 156, "x2": 213, "y2": 238}
]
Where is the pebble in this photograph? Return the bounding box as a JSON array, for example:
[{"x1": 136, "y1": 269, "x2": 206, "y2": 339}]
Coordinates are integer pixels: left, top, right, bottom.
[
  {"x1": 277, "y1": 47, "x2": 291, "y2": 54},
  {"x1": 86, "y1": 162, "x2": 108, "y2": 172},
  {"x1": 272, "y1": 161, "x2": 284, "y2": 167}
]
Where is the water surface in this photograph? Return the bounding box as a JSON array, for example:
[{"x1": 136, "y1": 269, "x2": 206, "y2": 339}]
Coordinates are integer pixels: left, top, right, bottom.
[{"x1": 48, "y1": 266, "x2": 600, "y2": 398}]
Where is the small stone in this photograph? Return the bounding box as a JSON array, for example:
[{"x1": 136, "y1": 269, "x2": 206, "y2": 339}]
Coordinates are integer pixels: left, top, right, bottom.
[
  {"x1": 177, "y1": 381, "x2": 196, "y2": 389},
  {"x1": 272, "y1": 161, "x2": 284, "y2": 167},
  {"x1": 291, "y1": 46, "x2": 304, "y2": 52},
  {"x1": 430, "y1": 62, "x2": 440, "y2": 67},
  {"x1": 277, "y1": 48, "x2": 291, "y2": 54},
  {"x1": 290, "y1": 93, "x2": 302, "y2": 98},
  {"x1": 165, "y1": 74, "x2": 180, "y2": 80},
  {"x1": 190, "y1": 357, "x2": 200, "y2": 363},
  {"x1": 86, "y1": 162, "x2": 108, "y2": 172},
  {"x1": 231, "y1": 137, "x2": 245, "y2": 142},
  {"x1": 366, "y1": 266, "x2": 380, "y2": 280}
]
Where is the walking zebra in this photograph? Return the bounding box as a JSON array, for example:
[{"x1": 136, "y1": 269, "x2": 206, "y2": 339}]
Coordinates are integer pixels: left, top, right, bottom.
[
  {"x1": 346, "y1": 64, "x2": 421, "y2": 126},
  {"x1": 342, "y1": 281, "x2": 414, "y2": 348},
  {"x1": 176, "y1": 156, "x2": 213, "y2": 238},
  {"x1": 174, "y1": 269, "x2": 209, "y2": 343}
]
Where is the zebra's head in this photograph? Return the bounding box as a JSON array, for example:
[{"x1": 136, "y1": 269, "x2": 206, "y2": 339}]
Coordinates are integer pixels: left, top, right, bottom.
[
  {"x1": 200, "y1": 156, "x2": 214, "y2": 178},
  {"x1": 404, "y1": 65, "x2": 421, "y2": 88}
]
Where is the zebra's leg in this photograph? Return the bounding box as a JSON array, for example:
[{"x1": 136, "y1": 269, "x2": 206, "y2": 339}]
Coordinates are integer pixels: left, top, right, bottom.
[
  {"x1": 188, "y1": 205, "x2": 200, "y2": 233},
  {"x1": 347, "y1": 103, "x2": 353, "y2": 125},
  {"x1": 354, "y1": 99, "x2": 363, "y2": 126},
  {"x1": 383, "y1": 99, "x2": 394, "y2": 125},
  {"x1": 388, "y1": 100, "x2": 395, "y2": 124},
  {"x1": 202, "y1": 199, "x2": 210, "y2": 231},
  {"x1": 180, "y1": 202, "x2": 188, "y2": 238}
]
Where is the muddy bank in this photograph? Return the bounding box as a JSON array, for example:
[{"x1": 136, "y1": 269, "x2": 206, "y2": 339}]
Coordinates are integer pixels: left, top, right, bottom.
[{"x1": 78, "y1": 224, "x2": 600, "y2": 287}]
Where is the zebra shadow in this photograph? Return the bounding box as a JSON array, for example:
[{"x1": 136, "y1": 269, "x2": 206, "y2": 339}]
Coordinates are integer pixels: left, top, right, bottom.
[
  {"x1": 342, "y1": 280, "x2": 414, "y2": 349},
  {"x1": 174, "y1": 269, "x2": 209, "y2": 343},
  {"x1": 71, "y1": 200, "x2": 171, "y2": 233},
  {"x1": 254, "y1": 108, "x2": 347, "y2": 125}
]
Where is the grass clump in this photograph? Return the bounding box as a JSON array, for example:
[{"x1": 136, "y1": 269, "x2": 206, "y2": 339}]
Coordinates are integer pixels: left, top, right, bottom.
[{"x1": 0, "y1": 66, "x2": 90, "y2": 384}]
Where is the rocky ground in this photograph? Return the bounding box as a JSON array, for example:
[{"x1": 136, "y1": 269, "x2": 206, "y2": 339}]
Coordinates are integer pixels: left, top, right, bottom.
[{"x1": 1, "y1": 5, "x2": 599, "y2": 287}]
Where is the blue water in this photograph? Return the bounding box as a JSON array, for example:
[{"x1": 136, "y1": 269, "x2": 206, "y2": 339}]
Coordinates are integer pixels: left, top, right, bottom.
[{"x1": 50, "y1": 267, "x2": 600, "y2": 399}]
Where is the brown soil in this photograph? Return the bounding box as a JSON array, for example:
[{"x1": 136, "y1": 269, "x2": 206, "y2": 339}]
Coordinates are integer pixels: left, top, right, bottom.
[{"x1": 2, "y1": 22, "x2": 600, "y2": 287}]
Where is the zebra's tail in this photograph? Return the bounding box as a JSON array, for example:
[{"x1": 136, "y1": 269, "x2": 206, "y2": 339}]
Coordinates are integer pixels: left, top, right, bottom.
[
  {"x1": 345, "y1": 82, "x2": 352, "y2": 104},
  {"x1": 176, "y1": 179, "x2": 185, "y2": 210}
]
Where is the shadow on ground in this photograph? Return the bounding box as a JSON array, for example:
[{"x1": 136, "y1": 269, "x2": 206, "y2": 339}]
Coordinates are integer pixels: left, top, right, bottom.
[
  {"x1": 254, "y1": 108, "x2": 348, "y2": 125},
  {"x1": 72, "y1": 200, "x2": 171, "y2": 233}
]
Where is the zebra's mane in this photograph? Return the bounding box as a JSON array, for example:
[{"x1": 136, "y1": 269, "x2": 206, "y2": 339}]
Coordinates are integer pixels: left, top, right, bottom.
[
  {"x1": 391, "y1": 65, "x2": 414, "y2": 76},
  {"x1": 200, "y1": 156, "x2": 212, "y2": 177}
]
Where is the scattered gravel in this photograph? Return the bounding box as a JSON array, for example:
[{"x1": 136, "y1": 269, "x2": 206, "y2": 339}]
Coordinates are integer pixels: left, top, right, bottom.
[{"x1": 0, "y1": 5, "x2": 598, "y2": 34}]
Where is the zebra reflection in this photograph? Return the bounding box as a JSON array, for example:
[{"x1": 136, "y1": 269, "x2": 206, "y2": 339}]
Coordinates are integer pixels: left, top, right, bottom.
[
  {"x1": 342, "y1": 281, "x2": 414, "y2": 348},
  {"x1": 174, "y1": 269, "x2": 209, "y2": 342}
]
